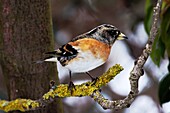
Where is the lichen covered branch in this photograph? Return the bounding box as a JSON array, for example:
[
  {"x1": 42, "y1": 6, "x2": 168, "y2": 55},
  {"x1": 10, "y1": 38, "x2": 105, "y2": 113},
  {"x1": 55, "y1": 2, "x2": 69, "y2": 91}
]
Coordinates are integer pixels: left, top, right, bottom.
[
  {"x1": 0, "y1": 99, "x2": 40, "y2": 112},
  {"x1": 0, "y1": 64, "x2": 123, "y2": 112},
  {"x1": 0, "y1": 0, "x2": 162, "y2": 112},
  {"x1": 91, "y1": 0, "x2": 162, "y2": 110}
]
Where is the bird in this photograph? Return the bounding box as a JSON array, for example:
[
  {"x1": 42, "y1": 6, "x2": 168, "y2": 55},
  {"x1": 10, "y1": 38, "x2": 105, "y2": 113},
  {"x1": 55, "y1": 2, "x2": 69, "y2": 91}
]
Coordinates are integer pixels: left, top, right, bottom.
[{"x1": 41, "y1": 24, "x2": 128, "y2": 88}]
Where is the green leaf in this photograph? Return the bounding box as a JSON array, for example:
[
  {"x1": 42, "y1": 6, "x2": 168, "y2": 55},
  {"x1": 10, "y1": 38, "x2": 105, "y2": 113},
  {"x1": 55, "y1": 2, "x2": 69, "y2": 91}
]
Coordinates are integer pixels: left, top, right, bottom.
[
  {"x1": 160, "y1": 6, "x2": 170, "y2": 57},
  {"x1": 144, "y1": 0, "x2": 153, "y2": 35},
  {"x1": 150, "y1": 33, "x2": 165, "y2": 66},
  {"x1": 151, "y1": 5, "x2": 170, "y2": 66},
  {"x1": 159, "y1": 73, "x2": 170, "y2": 105}
]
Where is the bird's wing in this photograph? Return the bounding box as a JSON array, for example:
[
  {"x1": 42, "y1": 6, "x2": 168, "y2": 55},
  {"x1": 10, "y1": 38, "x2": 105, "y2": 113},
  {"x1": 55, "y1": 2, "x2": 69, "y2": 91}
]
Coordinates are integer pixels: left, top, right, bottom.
[
  {"x1": 45, "y1": 43, "x2": 78, "y2": 57},
  {"x1": 44, "y1": 44, "x2": 78, "y2": 65}
]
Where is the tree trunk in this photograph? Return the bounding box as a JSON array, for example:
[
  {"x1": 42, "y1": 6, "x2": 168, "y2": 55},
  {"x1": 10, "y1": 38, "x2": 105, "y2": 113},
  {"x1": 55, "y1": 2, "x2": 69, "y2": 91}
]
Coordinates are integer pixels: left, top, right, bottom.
[{"x1": 0, "y1": 0, "x2": 63, "y2": 113}]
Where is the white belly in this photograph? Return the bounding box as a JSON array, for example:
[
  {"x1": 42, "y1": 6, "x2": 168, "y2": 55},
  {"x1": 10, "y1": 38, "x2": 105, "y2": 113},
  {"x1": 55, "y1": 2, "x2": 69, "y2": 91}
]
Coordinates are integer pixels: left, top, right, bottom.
[{"x1": 64, "y1": 50, "x2": 105, "y2": 73}]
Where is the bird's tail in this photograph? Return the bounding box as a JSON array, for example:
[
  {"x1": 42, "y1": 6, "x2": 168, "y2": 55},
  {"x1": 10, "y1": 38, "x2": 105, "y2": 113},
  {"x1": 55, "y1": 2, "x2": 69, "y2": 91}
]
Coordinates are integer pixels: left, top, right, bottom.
[
  {"x1": 34, "y1": 56, "x2": 58, "y2": 64},
  {"x1": 34, "y1": 50, "x2": 61, "y2": 64}
]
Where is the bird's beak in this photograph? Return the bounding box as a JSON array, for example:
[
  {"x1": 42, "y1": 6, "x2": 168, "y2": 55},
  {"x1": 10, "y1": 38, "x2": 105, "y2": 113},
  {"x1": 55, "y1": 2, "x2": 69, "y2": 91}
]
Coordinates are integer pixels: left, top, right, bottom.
[{"x1": 117, "y1": 33, "x2": 128, "y2": 40}]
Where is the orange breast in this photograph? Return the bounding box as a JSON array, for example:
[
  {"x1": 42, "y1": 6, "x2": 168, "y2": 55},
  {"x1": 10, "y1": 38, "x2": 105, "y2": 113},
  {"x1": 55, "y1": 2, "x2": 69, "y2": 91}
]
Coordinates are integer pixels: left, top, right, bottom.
[{"x1": 68, "y1": 38, "x2": 111, "y2": 61}]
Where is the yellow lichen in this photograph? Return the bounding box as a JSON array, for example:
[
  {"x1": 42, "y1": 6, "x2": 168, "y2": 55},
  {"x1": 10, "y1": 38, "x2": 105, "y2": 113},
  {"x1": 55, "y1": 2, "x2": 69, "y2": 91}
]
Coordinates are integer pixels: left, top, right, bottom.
[
  {"x1": 43, "y1": 64, "x2": 123, "y2": 98},
  {"x1": 0, "y1": 64, "x2": 123, "y2": 112},
  {"x1": 0, "y1": 99, "x2": 39, "y2": 112}
]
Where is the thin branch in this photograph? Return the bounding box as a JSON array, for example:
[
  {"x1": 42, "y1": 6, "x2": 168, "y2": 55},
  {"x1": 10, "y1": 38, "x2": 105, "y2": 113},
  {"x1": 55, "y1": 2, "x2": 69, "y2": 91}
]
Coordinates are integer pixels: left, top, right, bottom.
[
  {"x1": 0, "y1": 0, "x2": 162, "y2": 112},
  {"x1": 0, "y1": 64, "x2": 123, "y2": 112},
  {"x1": 91, "y1": 0, "x2": 162, "y2": 109}
]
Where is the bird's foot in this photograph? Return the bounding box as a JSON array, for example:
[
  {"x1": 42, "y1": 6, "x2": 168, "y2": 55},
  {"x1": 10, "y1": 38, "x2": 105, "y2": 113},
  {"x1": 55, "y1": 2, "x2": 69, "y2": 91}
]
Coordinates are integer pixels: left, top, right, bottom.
[
  {"x1": 68, "y1": 81, "x2": 76, "y2": 93},
  {"x1": 86, "y1": 72, "x2": 99, "y2": 85},
  {"x1": 91, "y1": 77, "x2": 99, "y2": 85}
]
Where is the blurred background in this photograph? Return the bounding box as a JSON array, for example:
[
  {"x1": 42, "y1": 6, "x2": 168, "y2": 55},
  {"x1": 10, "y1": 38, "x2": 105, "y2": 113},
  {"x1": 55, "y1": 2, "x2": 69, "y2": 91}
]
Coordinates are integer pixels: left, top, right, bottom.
[{"x1": 0, "y1": 0, "x2": 169, "y2": 113}]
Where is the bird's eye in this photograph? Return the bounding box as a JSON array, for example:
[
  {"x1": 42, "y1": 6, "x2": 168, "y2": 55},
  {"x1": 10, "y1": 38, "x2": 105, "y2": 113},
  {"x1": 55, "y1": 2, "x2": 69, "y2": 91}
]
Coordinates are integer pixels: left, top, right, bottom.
[
  {"x1": 116, "y1": 31, "x2": 119, "y2": 35},
  {"x1": 107, "y1": 30, "x2": 116, "y2": 36}
]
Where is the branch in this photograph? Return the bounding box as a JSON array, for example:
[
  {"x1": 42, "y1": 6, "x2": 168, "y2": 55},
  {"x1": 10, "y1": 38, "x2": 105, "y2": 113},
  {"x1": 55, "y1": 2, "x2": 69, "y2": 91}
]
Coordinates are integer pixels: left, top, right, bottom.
[
  {"x1": 0, "y1": 64, "x2": 123, "y2": 112},
  {"x1": 91, "y1": 0, "x2": 162, "y2": 109},
  {"x1": 0, "y1": 0, "x2": 162, "y2": 112}
]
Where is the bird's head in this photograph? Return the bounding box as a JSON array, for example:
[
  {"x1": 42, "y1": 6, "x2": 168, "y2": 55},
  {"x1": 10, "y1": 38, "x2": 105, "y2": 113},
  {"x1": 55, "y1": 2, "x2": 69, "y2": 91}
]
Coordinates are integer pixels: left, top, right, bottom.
[
  {"x1": 87, "y1": 24, "x2": 128, "y2": 46},
  {"x1": 99, "y1": 24, "x2": 128, "y2": 46}
]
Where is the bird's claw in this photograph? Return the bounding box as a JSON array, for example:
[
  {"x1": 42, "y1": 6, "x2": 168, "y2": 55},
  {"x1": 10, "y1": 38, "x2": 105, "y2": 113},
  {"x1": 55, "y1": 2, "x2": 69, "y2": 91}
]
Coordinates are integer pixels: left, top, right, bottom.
[
  {"x1": 68, "y1": 81, "x2": 76, "y2": 92},
  {"x1": 91, "y1": 77, "x2": 99, "y2": 85}
]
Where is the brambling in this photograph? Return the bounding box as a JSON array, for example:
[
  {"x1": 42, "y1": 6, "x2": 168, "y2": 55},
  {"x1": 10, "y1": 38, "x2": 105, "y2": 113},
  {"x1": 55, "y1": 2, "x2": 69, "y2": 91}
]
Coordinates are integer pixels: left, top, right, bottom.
[{"x1": 43, "y1": 24, "x2": 127, "y2": 87}]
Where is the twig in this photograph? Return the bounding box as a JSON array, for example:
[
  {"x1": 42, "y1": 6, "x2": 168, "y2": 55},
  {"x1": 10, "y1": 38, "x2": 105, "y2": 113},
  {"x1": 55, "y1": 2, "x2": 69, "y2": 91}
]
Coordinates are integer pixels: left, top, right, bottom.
[
  {"x1": 0, "y1": 64, "x2": 123, "y2": 112},
  {"x1": 0, "y1": 0, "x2": 162, "y2": 111},
  {"x1": 91, "y1": 0, "x2": 162, "y2": 109}
]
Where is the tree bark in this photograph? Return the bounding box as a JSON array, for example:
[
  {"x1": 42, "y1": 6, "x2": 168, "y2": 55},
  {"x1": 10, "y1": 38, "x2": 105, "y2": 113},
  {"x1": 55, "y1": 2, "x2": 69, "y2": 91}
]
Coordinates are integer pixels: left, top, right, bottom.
[{"x1": 0, "y1": 0, "x2": 63, "y2": 113}]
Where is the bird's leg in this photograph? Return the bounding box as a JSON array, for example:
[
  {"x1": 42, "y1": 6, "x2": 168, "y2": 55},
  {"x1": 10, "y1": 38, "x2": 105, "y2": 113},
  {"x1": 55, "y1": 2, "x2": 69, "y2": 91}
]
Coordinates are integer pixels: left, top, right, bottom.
[
  {"x1": 86, "y1": 72, "x2": 95, "y2": 81},
  {"x1": 68, "y1": 71, "x2": 75, "y2": 90},
  {"x1": 86, "y1": 72, "x2": 98, "y2": 85}
]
